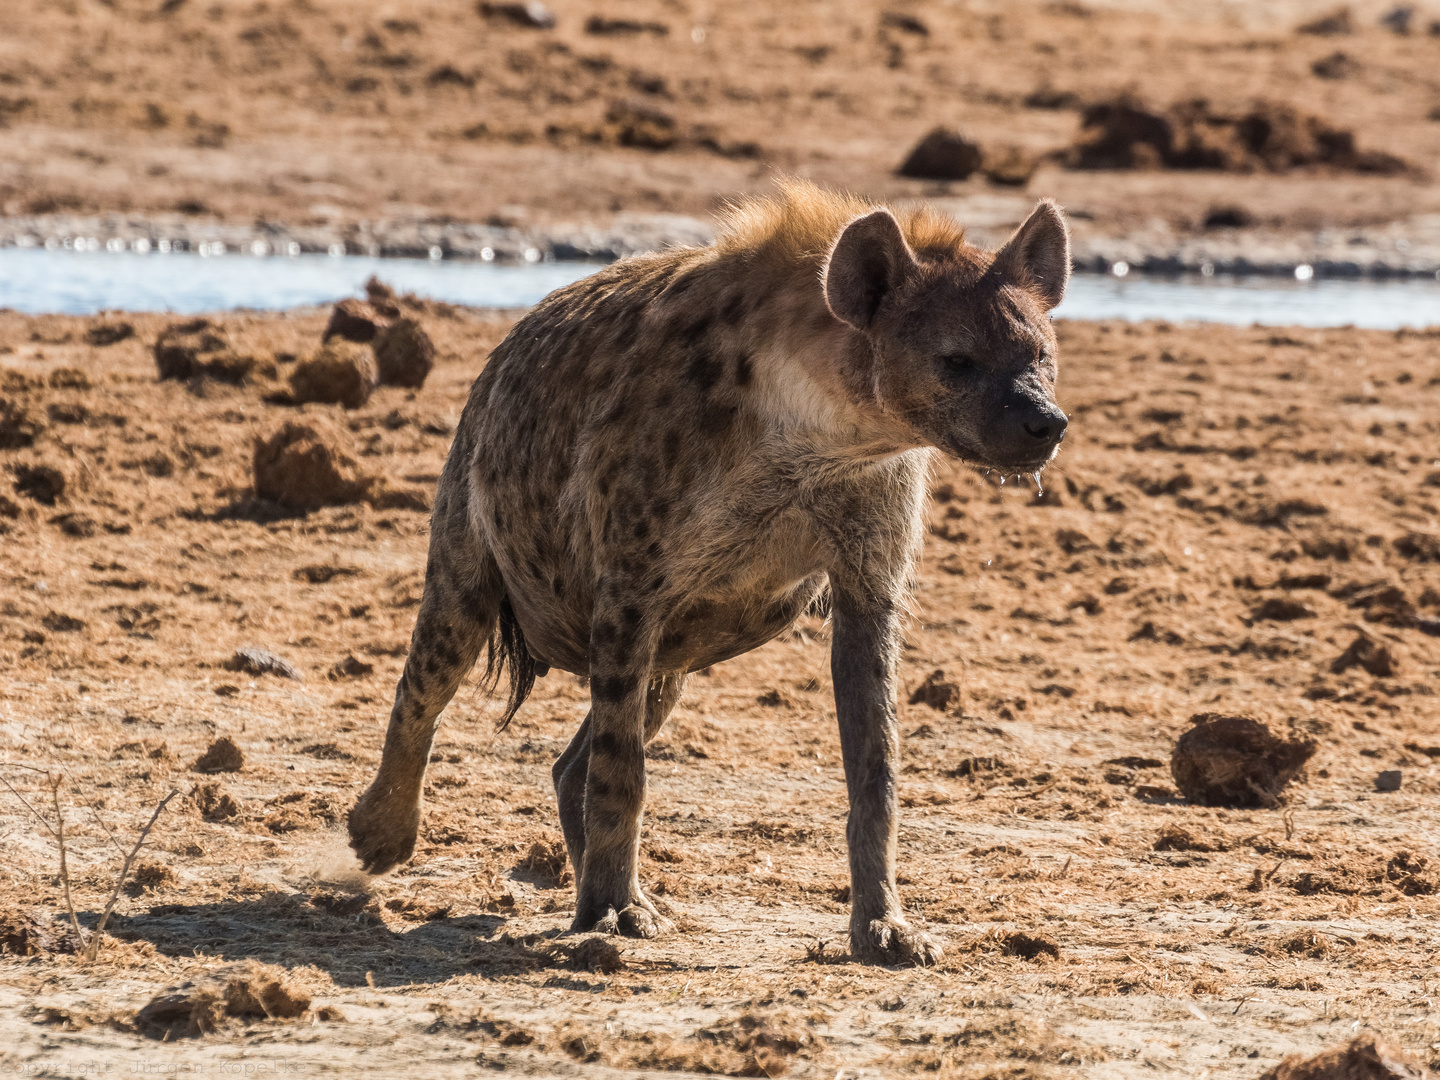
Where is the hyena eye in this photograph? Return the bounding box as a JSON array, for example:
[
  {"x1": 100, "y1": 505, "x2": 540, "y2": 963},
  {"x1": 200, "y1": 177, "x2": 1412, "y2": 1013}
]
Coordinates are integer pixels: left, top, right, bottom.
[{"x1": 941, "y1": 354, "x2": 976, "y2": 378}]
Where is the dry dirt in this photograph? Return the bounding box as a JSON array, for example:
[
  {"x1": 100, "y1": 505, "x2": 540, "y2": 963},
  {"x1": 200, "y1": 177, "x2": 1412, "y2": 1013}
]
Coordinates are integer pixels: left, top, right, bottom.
[
  {"x1": 0, "y1": 301, "x2": 1439, "y2": 1077},
  {"x1": 6, "y1": 0, "x2": 1440, "y2": 243}
]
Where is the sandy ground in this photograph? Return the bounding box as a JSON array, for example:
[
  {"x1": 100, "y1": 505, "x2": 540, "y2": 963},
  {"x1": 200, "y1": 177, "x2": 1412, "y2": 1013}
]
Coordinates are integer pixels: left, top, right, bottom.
[
  {"x1": 0, "y1": 300, "x2": 1438, "y2": 1076},
  {"x1": 5, "y1": 0, "x2": 1440, "y2": 260}
]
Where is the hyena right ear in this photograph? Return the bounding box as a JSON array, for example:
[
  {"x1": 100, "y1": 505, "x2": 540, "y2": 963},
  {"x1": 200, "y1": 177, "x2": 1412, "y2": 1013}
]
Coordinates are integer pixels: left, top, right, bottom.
[{"x1": 823, "y1": 209, "x2": 920, "y2": 331}]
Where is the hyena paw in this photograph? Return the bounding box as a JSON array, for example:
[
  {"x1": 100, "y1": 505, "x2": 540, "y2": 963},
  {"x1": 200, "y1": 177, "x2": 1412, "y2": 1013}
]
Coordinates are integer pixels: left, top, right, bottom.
[
  {"x1": 572, "y1": 901, "x2": 666, "y2": 939},
  {"x1": 853, "y1": 917, "x2": 943, "y2": 967},
  {"x1": 346, "y1": 791, "x2": 420, "y2": 876}
]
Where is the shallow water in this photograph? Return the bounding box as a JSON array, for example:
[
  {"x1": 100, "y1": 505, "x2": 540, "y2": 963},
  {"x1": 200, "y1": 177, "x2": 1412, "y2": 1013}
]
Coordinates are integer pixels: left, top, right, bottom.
[{"x1": 5, "y1": 247, "x2": 1440, "y2": 329}]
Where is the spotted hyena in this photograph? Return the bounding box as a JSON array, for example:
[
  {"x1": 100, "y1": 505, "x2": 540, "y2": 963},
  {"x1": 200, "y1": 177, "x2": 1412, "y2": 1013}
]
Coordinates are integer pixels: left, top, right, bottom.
[{"x1": 348, "y1": 181, "x2": 1070, "y2": 964}]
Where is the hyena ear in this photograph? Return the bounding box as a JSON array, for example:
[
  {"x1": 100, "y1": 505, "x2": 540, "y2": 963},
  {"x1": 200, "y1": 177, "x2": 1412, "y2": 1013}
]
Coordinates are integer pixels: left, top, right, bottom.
[
  {"x1": 993, "y1": 199, "x2": 1070, "y2": 310},
  {"x1": 823, "y1": 209, "x2": 920, "y2": 331}
]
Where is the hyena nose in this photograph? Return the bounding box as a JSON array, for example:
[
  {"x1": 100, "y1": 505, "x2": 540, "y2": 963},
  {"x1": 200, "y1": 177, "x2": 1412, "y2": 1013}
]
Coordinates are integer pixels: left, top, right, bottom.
[{"x1": 1023, "y1": 410, "x2": 1068, "y2": 444}]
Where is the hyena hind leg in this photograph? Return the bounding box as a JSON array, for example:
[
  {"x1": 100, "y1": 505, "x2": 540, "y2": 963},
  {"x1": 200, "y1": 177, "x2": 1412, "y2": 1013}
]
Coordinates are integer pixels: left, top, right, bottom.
[
  {"x1": 348, "y1": 543, "x2": 504, "y2": 875},
  {"x1": 553, "y1": 674, "x2": 685, "y2": 927}
]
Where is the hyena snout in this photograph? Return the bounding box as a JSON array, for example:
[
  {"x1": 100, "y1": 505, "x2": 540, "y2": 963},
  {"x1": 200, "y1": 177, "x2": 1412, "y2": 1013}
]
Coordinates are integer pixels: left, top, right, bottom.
[{"x1": 988, "y1": 395, "x2": 1068, "y2": 467}]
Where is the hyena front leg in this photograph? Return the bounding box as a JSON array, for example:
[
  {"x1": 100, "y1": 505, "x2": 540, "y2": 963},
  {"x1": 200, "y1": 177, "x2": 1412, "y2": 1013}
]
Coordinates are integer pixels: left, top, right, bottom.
[
  {"x1": 570, "y1": 608, "x2": 664, "y2": 938},
  {"x1": 553, "y1": 674, "x2": 686, "y2": 886},
  {"x1": 348, "y1": 534, "x2": 502, "y2": 875},
  {"x1": 829, "y1": 578, "x2": 942, "y2": 966}
]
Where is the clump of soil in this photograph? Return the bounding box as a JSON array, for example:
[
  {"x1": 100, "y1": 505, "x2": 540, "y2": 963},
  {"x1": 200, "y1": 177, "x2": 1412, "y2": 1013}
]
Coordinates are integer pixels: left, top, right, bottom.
[
  {"x1": 562, "y1": 936, "x2": 627, "y2": 974},
  {"x1": 373, "y1": 318, "x2": 436, "y2": 389},
  {"x1": 252, "y1": 418, "x2": 373, "y2": 511},
  {"x1": 1069, "y1": 97, "x2": 1406, "y2": 174},
  {"x1": 897, "y1": 127, "x2": 982, "y2": 180},
  {"x1": 191, "y1": 782, "x2": 240, "y2": 822},
  {"x1": 85, "y1": 323, "x2": 134, "y2": 347},
  {"x1": 124, "y1": 860, "x2": 176, "y2": 895},
  {"x1": 0, "y1": 398, "x2": 42, "y2": 449},
  {"x1": 322, "y1": 298, "x2": 395, "y2": 345},
  {"x1": 519, "y1": 837, "x2": 571, "y2": 885},
  {"x1": 11, "y1": 463, "x2": 65, "y2": 505},
  {"x1": 134, "y1": 961, "x2": 312, "y2": 1040},
  {"x1": 287, "y1": 342, "x2": 379, "y2": 409},
  {"x1": 0, "y1": 908, "x2": 69, "y2": 956},
  {"x1": 1331, "y1": 633, "x2": 1397, "y2": 677},
  {"x1": 1258, "y1": 1036, "x2": 1424, "y2": 1080},
  {"x1": 1170, "y1": 714, "x2": 1317, "y2": 807},
  {"x1": 1000, "y1": 931, "x2": 1061, "y2": 960},
  {"x1": 221, "y1": 646, "x2": 301, "y2": 680},
  {"x1": 193, "y1": 737, "x2": 244, "y2": 774},
  {"x1": 153, "y1": 319, "x2": 276, "y2": 385},
  {"x1": 908, "y1": 669, "x2": 960, "y2": 711},
  {"x1": 1153, "y1": 823, "x2": 1230, "y2": 853}
]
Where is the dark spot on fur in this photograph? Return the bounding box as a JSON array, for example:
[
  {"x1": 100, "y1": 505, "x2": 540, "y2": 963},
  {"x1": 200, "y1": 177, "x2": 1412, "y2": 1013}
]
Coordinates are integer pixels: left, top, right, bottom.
[
  {"x1": 493, "y1": 508, "x2": 505, "y2": 532},
  {"x1": 592, "y1": 731, "x2": 620, "y2": 757},
  {"x1": 632, "y1": 519, "x2": 650, "y2": 541},
  {"x1": 592, "y1": 673, "x2": 638, "y2": 702},
  {"x1": 720, "y1": 291, "x2": 746, "y2": 326},
  {"x1": 551, "y1": 576, "x2": 564, "y2": 595},
  {"x1": 655, "y1": 388, "x2": 673, "y2": 410},
  {"x1": 734, "y1": 353, "x2": 753, "y2": 387},
  {"x1": 527, "y1": 560, "x2": 542, "y2": 579},
  {"x1": 648, "y1": 574, "x2": 665, "y2": 593},
  {"x1": 684, "y1": 350, "x2": 723, "y2": 392},
  {"x1": 663, "y1": 431, "x2": 682, "y2": 460},
  {"x1": 660, "y1": 630, "x2": 685, "y2": 651},
  {"x1": 646, "y1": 542, "x2": 663, "y2": 559},
  {"x1": 588, "y1": 775, "x2": 612, "y2": 799},
  {"x1": 699, "y1": 403, "x2": 737, "y2": 436},
  {"x1": 593, "y1": 621, "x2": 618, "y2": 647},
  {"x1": 650, "y1": 499, "x2": 671, "y2": 520}
]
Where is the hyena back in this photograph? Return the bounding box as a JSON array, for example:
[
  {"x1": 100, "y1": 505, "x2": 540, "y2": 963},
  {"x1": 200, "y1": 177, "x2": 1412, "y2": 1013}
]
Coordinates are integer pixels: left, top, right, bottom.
[{"x1": 348, "y1": 181, "x2": 1071, "y2": 964}]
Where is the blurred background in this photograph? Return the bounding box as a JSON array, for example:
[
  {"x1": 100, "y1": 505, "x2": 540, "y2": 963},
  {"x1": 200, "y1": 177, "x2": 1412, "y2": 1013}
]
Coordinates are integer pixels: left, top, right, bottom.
[{"x1": 2, "y1": 0, "x2": 1439, "y2": 275}]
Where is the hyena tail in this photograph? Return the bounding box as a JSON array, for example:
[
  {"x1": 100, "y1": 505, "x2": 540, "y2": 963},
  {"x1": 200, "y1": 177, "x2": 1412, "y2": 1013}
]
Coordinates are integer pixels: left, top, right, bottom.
[{"x1": 480, "y1": 595, "x2": 535, "y2": 730}]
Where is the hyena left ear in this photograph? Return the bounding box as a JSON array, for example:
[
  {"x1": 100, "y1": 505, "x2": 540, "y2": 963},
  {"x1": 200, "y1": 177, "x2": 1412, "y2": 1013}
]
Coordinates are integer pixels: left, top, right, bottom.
[
  {"x1": 993, "y1": 199, "x2": 1070, "y2": 310},
  {"x1": 823, "y1": 209, "x2": 920, "y2": 331}
]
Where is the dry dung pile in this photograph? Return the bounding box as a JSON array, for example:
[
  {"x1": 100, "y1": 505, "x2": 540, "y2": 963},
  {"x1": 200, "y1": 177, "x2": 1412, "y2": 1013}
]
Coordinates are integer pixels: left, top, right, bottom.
[
  {"x1": 134, "y1": 961, "x2": 311, "y2": 1040},
  {"x1": 1258, "y1": 1036, "x2": 1424, "y2": 1080},
  {"x1": 288, "y1": 342, "x2": 379, "y2": 409},
  {"x1": 1069, "y1": 97, "x2": 1406, "y2": 174},
  {"x1": 1171, "y1": 714, "x2": 1317, "y2": 807},
  {"x1": 252, "y1": 418, "x2": 373, "y2": 511}
]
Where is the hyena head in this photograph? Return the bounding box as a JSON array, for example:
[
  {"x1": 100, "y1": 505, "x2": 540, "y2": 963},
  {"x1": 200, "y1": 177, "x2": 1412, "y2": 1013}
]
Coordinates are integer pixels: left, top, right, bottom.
[{"x1": 823, "y1": 200, "x2": 1071, "y2": 473}]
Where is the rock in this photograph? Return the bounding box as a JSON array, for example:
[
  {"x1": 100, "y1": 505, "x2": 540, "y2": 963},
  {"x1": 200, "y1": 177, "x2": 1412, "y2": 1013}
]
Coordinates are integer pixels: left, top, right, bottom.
[
  {"x1": 908, "y1": 669, "x2": 960, "y2": 711},
  {"x1": 85, "y1": 322, "x2": 135, "y2": 347},
  {"x1": 478, "y1": 1, "x2": 555, "y2": 29},
  {"x1": 897, "y1": 127, "x2": 983, "y2": 180},
  {"x1": 11, "y1": 463, "x2": 65, "y2": 505},
  {"x1": 1170, "y1": 714, "x2": 1317, "y2": 807},
  {"x1": 154, "y1": 319, "x2": 276, "y2": 385},
  {"x1": 222, "y1": 646, "x2": 301, "y2": 680},
  {"x1": 194, "y1": 737, "x2": 244, "y2": 775},
  {"x1": 322, "y1": 299, "x2": 390, "y2": 344},
  {"x1": 252, "y1": 419, "x2": 373, "y2": 512},
  {"x1": 288, "y1": 342, "x2": 379, "y2": 409},
  {"x1": 373, "y1": 318, "x2": 436, "y2": 388},
  {"x1": 1376, "y1": 770, "x2": 1403, "y2": 792},
  {"x1": 1258, "y1": 1036, "x2": 1423, "y2": 1080},
  {"x1": 0, "y1": 398, "x2": 42, "y2": 449},
  {"x1": 1330, "y1": 634, "x2": 1396, "y2": 677}
]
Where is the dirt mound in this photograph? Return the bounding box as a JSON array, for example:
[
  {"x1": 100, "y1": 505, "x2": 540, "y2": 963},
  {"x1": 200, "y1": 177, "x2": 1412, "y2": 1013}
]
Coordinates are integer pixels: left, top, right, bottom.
[
  {"x1": 0, "y1": 398, "x2": 42, "y2": 449},
  {"x1": 153, "y1": 319, "x2": 276, "y2": 385},
  {"x1": 288, "y1": 343, "x2": 379, "y2": 409},
  {"x1": 1171, "y1": 715, "x2": 1316, "y2": 807},
  {"x1": 252, "y1": 418, "x2": 373, "y2": 511},
  {"x1": 1069, "y1": 97, "x2": 1406, "y2": 175},
  {"x1": 134, "y1": 961, "x2": 311, "y2": 1040},
  {"x1": 1331, "y1": 633, "x2": 1397, "y2": 677},
  {"x1": 908, "y1": 669, "x2": 960, "y2": 711},
  {"x1": 1259, "y1": 1036, "x2": 1423, "y2": 1080},
  {"x1": 193, "y1": 737, "x2": 244, "y2": 774},
  {"x1": 897, "y1": 127, "x2": 983, "y2": 180},
  {"x1": 373, "y1": 318, "x2": 436, "y2": 389}
]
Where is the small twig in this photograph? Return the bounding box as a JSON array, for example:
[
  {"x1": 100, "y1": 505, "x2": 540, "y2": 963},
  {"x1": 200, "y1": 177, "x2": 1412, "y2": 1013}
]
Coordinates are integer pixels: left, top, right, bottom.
[
  {"x1": 87, "y1": 802, "x2": 129, "y2": 858},
  {"x1": 0, "y1": 765, "x2": 58, "y2": 837},
  {"x1": 85, "y1": 788, "x2": 180, "y2": 961},
  {"x1": 1282, "y1": 809, "x2": 1297, "y2": 843},
  {"x1": 49, "y1": 775, "x2": 87, "y2": 955}
]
